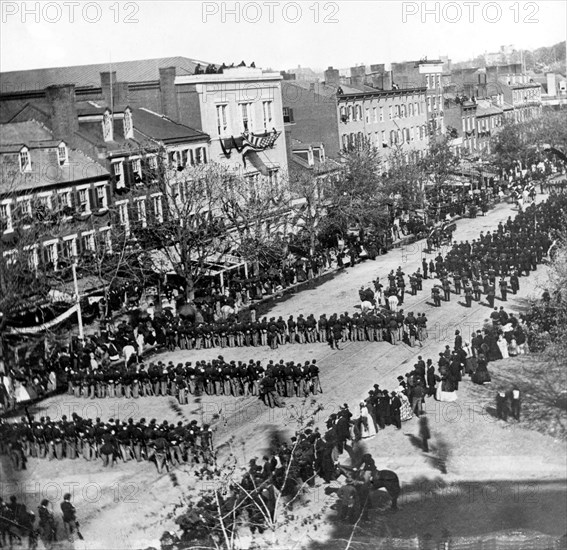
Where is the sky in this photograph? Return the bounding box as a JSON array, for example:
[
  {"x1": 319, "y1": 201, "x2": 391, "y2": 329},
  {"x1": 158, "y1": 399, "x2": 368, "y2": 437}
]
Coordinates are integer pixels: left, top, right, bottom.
[{"x1": 1, "y1": 1, "x2": 566, "y2": 73}]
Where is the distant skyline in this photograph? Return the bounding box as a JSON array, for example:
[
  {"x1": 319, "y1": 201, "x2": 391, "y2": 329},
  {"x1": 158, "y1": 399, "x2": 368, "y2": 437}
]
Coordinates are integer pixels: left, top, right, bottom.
[{"x1": 1, "y1": 1, "x2": 566, "y2": 74}]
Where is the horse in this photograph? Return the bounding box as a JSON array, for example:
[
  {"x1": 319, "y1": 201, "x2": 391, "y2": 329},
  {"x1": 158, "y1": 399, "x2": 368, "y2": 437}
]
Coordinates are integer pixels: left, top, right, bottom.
[
  {"x1": 360, "y1": 300, "x2": 375, "y2": 314},
  {"x1": 335, "y1": 463, "x2": 400, "y2": 510}
]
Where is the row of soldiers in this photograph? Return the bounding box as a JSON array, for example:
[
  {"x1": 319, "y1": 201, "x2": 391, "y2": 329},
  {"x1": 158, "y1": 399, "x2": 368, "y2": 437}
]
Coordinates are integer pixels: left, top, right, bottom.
[
  {"x1": 426, "y1": 198, "x2": 560, "y2": 308},
  {"x1": 0, "y1": 415, "x2": 214, "y2": 473},
  {"x1": 429, "y1": 270, "x2": 521, "y2": 308},
  {"x1": 64, "y1": 358, "x2": 322, "y2": 403}
]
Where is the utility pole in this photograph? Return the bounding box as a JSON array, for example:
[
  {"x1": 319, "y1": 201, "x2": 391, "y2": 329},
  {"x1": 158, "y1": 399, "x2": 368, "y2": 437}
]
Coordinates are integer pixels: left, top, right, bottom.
[{"x1": 72, "y1": 262, "x2": 84, "y2": 341}]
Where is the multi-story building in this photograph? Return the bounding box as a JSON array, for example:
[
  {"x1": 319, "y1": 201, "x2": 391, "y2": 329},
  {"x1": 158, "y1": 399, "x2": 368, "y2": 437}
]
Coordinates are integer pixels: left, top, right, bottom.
[
  {"x1": 174, "y1": 65, "x2": 287, "y2": 187},
  {"x1": 0, "y1": 120, "x2": 110, "y2": 270},
  {"x1": 1, "y1": 58, "x2": 289, "y2": 190},
  {"x1": 281, "y1": 70, "x2": 429, "y2": 167},
  {"x1": 444, "y1": 97, "x2": 478, "y2": 156},
  {"x1": 390, "y1": 59, "x2": 445, "y2": 137},
  {"x1": 5, "y1": 81, "x2": 212, "y2": 241},
  {"x1": 281, "y1": 80, "x2": 341, "y2": 160},
  {"x1": 336, "y1": 85, "x2": 429, "y2": 166},
  {"x1": 474, "y1": 100, "x2": 504, "y2": 155}
]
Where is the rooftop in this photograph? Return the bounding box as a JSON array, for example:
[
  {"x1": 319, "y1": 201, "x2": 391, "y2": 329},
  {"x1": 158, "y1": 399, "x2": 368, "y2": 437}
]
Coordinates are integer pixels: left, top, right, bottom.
[
  {"x1": 0, "y1": 121, "x2": 108, "y2": 194},
  {"x1": 0, "y1": 56, "x2": 213, "y2": 92}
]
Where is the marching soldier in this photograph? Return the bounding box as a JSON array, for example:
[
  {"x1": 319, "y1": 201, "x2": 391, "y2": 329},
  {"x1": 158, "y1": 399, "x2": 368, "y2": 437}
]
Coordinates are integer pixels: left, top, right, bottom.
[
  {"x1": 464, "y1": 284, "x2": 473, "y2": 307},
  {"x1": 499, "y1": 278, "x2": 508, "y2": 301}
]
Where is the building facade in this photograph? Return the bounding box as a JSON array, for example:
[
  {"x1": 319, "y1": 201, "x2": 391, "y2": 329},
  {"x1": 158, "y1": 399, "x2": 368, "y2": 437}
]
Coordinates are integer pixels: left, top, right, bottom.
[
  {"x1": 337, "y1": 86, "x2": 430, "y2": 165},
  {"x1": 0, "y1": 120, "x2": 110, "y2": 271}
]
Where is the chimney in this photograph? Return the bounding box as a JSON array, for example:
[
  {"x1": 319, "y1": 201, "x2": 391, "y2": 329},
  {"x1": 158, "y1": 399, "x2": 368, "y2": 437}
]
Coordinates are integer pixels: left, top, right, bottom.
[
  {"x1": 159, "y1": 67, "x2": 179, "y2": 121},
  {"x1": 45, "y1": 84, "x2": 79, "y2": 145},
  {"x1": 324, "y1": 66, "x2": 340, "y2": 87},
  {"x1": 114, "y1": 82, "x2": 129, "y2": 106},
  {"x1": 546, "y1": 73, "x2": 556, "y2": 97},
  {"x1": 383, "y1": 71, "x2": 393, "y2": 91},
  {"x1": 100, "y1": 71, "x2": 117, "y2": 107}
]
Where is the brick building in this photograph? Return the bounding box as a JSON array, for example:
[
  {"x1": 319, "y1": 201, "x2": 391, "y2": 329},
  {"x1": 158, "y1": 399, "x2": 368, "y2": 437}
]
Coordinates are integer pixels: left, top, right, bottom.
[{"x1": 0, "y1": 120, "x2": 110, "y2": 270}]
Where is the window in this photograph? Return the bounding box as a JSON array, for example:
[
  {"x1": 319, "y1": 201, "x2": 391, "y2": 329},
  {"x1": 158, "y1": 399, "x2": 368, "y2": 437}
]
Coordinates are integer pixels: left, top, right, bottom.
[
  {"x1": 132, "y1": 158, "x2": 142, "y2": 179},
  {"x1": 426, "y1": 74, "x2": 430, "y2": 90},
  {"x1": 62, "y1": 236, "x2": 77, "y2": 259},
  {"x1": 148, "y1": 155, "x2": 158, "y2": 169},
  {"x1": 136, "y1": 198, "x2": 147, "y2": 227},
  {"x1": 342, "y1": 134, "x2": 349, "y2": 150},
  {"x1": 240, "y1": 102, "x2": 253, "y2": 132},
  {"x1": 82, "y1": 232, "x2": 95, "y2": 252},
  {"x1": 268, "y1": 169, "x2": 278, "y2": 189},
  {"x1": 357, "y1": 105, "x2": 363, "y2": 120},
  {"x1": 118, "y1": 202, "x2": 129, "y2": 233},
  {"x1": 390, "y1": 129, "x2": 396, "y2": 145},
  {"x1": 19, "y1": 148, "x2": 31, "y2": 172},
  {"x1": 96, "y1": 185, "x2": 108, "y2": 209},
  {"x1": 24, "y1": 245, "x2": 39, "y2": 270},
  {"x1": 38, "y1": 194, "x2": 52, "y2": 210},
  {"x1": 379, "y1": 107, "x2": 384, "y2": 121},
  {"x1": 216, "y1": 104, "x2": 229, "y2": 136},
  {"x1": 78, "y1": 188, "x2": 90, "y2": 213},
  {"x1": 123, "y1": 108, "x2": 133, "y2": 139},
  {"x1": 388, "y1": 105, "x2": 393, "y2": 119},
  {"x1": 16, "y1": 197, "x2": 32, "y2": 225},
  {"x1": 0, "y1": 203, "x2": 12, "y2": 232},
  {"x1": 373, "y1": 107, "x2": 378, "y2": 123},
  {"x1": 436, "y1": 74, "x2": 441, "y2": 88},
  {"x1": 113, "y1": 161, "x2": 124, "y2": 188},
  {"x1": 3, "y1": 250, "x2": 17, "y2": 266},
  {"x1": 283, "y1": 107, "x2": 294, "y2": 123},
  {"x1": 348, "y1": 105, "x2": 354, "y2": 121},
  {"x1": 365, "y1": 108, "x2": 370, "y2": 123},
  {"x1": 415, "y1": 102, "x2": 419, "y2": 115},
  {"x1": 44, "y1": 242, "x2": 57, "y2": 269},
  {"x1": 246, "y1": 173, "x2": 260, "y2": 199},
  {"x1": 152, "y1": 195, "x2": 163, "y2": 223},
  {"x1": 194, "y1": 147, "x2": 207, "y2": 165},
  {"x1": 262, "y1": 101, "x2": 273, "y2": 130},
  {"x1": 381, "y1": 130, "x2": 386, "y2": 146},
  {"x1": 58, "y1": 190, "x2": 72, "y2": 210},
  {"x1": 57, "y1": 143, "x2": 68, "y2": 166},
  {"x1": 410, "y1": 127, "x2": 414, "y2": 141},
  {"x1": 100, "y1": 229, "x2": 112, "y2": 253}
]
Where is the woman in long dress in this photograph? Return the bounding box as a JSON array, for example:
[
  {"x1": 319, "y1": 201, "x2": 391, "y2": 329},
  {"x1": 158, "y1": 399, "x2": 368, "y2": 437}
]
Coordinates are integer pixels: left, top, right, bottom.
[
  {"x1": 399, "y1": 392, "x2": 413, "y2": 421},
  {"x1": 48, "y1": 371, "x2": 57, "y2": 392},
  {"x1": 508, "y1": 338, "x2": 519, "y2": 357},
  {"x1": 436, "y1": 375, "x2": 458, "y2": 402},
  {"x1": 359, "y1": 402, "x2": 376, "y2": 438},
  {"x1": 14, "y1": 380, "x2": 31, "y2": 403},
  {"x1": 497, "y1": 334, "x2": 509, "y2": 359},
  {"x1": 472, "y1": 354, "x2": 491, "y2": 385}
]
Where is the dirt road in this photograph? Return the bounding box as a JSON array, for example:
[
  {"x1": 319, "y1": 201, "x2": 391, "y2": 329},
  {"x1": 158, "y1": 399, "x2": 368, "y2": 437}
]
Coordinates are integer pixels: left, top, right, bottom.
[{"x1": 3, "y1": 195, "x2": 566, "y2": 549}]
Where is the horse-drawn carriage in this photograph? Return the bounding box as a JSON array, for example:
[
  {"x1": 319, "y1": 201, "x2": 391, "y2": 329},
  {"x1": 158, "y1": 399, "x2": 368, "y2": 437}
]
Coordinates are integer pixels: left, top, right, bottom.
[{"x1": 426, "y1": 221, "x2": 457, "y2": 251}]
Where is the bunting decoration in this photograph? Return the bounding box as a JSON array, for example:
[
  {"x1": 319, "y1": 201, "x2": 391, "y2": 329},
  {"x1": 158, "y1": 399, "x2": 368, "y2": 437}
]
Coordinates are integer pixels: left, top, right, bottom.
[
  {"x1": 6, "y1": 304, "x2": 79, "y2": 334},
  {"x1": 221, "y1": 129, "x2": 281, "y2": 159}
]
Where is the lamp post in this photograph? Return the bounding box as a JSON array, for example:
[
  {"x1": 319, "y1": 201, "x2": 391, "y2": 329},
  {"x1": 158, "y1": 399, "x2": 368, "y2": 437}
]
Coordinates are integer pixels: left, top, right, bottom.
[{"x1": 71, "y1": 261, "x2": 84, "y2": 341}]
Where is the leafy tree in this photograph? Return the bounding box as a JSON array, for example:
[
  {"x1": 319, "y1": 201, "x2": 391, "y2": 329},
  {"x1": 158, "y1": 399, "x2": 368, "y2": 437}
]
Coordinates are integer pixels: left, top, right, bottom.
[{"x1": 326, "y1": 138, "x2": 388, "y2": 235}]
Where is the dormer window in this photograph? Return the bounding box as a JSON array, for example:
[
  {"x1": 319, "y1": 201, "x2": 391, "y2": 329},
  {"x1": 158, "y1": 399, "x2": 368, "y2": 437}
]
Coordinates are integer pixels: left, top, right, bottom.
[
  {"x1": 123, "y1": 108, "x2": 133, "y2": 140},
  {"x1": 103, "y1": 110, "x2": 113, "y2": 142},
  {"x1": 19, "y1": 147, "x2": 31, "y2": 172},
  {"x1": 57, "y1": 142, "x2": 68, "y2": 166}
]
